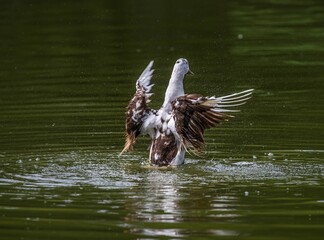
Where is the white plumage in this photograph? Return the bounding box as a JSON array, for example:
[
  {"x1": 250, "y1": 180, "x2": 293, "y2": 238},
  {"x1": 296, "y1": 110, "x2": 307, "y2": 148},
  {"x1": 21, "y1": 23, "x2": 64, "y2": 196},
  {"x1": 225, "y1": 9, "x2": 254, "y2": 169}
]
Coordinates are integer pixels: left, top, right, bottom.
[{"x1": 120, "y1": 58, "x2": 253, "y2": 166}]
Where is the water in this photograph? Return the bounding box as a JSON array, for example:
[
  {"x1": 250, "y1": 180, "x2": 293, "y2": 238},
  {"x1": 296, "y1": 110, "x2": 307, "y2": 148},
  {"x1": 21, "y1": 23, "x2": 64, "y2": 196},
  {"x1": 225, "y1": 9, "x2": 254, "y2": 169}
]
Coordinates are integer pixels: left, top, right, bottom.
[{"x1": 1, "y1": 0, "x2": 324, "y2": 239}]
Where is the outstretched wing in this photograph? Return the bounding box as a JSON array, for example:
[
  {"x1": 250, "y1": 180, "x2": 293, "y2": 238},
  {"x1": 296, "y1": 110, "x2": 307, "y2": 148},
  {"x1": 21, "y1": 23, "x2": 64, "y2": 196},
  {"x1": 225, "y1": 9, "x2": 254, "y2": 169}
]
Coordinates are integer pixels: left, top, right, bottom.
[
  {"x1": 171, "y1": 89, "x2": 254, "y2": 152},
  {"x1": 120, "y1": 61, "x2": 156, "y2": 155}
]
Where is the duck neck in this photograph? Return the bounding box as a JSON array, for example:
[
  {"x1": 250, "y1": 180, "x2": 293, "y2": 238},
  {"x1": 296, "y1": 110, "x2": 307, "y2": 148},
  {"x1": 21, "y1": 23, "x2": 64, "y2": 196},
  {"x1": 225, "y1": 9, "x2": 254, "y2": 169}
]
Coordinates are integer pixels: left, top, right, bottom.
[{"x1": 162, "y1": 72, "x2": 185, "y2": 112}]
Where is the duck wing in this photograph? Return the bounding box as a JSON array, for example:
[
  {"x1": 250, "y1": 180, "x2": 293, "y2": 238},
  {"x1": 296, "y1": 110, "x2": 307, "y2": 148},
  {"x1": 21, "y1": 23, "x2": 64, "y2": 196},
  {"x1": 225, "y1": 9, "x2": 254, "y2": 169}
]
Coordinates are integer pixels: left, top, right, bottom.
[
  {"x1": 120, "y1": 61, "x2": 156, "y2": 155},
  {"x1": 171, "y1": 89, "x2": 254, "y2": 152}
]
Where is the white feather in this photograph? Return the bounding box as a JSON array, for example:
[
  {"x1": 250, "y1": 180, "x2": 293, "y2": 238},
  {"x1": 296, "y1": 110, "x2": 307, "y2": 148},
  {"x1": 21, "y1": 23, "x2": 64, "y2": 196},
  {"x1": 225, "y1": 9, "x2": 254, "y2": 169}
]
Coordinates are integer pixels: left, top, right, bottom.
[
  {"x1": 136, "y1": 61, "x2": 154, "y2": 92},
  {"x1": 123, "y1": 58, "x2": 253, "y2": 166}
]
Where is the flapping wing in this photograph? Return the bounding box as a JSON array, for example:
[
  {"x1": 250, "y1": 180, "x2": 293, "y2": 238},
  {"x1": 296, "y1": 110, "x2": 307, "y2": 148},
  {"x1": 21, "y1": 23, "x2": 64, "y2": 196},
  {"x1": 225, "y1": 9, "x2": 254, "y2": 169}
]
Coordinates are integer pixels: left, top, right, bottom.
[
  {"x1": 172, "y1": 89, "x2": 254, "y2": 152},
  {"x1": 120, "y1": 61, "x2": 156, "y2": 155}
]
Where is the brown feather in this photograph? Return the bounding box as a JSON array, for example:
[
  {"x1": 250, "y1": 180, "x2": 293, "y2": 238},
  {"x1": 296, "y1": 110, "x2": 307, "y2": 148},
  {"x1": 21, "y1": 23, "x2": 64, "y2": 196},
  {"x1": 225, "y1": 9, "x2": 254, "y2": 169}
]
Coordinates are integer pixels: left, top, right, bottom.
[
  {"x1": 120, "y1": 87, "x2": 151, "y2": 155},
  {"x1": 150, "y1": 133, "x2": 178, "y2": 166},
  {"x1": 172, "y1": 94, "x2": 231, "y2": 152}
]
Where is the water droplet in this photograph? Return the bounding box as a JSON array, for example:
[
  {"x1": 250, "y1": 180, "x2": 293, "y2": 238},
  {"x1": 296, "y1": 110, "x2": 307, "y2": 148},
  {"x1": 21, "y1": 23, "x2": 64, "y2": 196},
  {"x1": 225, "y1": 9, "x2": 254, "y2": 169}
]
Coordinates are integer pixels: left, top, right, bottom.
[{"x1": 97, "y1": 209, "x2": 108, "y2": 214}]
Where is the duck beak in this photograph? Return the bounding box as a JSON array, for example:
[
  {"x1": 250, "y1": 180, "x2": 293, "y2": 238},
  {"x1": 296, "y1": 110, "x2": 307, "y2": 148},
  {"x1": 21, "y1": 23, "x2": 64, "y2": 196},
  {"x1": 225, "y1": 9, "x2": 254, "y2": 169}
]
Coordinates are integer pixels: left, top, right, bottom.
[{"x1": 187, "y1": 69, "x2": 194, "y2": 75}]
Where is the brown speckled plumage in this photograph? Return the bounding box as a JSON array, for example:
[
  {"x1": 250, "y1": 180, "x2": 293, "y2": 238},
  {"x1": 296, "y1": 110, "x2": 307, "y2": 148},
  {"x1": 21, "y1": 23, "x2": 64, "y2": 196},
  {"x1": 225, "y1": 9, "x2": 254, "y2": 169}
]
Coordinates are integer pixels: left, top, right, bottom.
[
  {"x1": 172, "y1": 94, "x2": 232, "y2": 152},
  {"x1": 121, "y1": 87, "x2": 149, "y2": 154},
  {"x1": 119, "y1": 59, "x2": 253, "y2": 166},
  {"x1": 150, "y1": 133, "x2": 178, "y2": 166}
]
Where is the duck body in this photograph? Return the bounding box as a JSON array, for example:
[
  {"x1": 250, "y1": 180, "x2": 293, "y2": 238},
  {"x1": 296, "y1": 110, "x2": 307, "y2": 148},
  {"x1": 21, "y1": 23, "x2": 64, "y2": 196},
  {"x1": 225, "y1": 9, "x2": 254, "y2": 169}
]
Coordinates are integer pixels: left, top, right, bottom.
[{"x1": 120, "y1": 58, "x2": 253, "y2": 166}]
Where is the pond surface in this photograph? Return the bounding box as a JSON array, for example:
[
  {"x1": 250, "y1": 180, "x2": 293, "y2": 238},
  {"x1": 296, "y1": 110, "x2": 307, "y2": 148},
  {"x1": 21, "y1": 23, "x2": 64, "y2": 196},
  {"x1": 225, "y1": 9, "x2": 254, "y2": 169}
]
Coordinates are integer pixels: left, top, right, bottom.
[{"x1": 1, "y1": 0, "x2": 324, "y2": 239}]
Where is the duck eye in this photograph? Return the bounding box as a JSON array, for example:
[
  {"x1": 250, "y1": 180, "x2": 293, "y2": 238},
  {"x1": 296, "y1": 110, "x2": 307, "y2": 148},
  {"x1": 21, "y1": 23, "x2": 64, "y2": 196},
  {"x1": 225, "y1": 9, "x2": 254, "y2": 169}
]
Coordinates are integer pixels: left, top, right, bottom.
[{"x1": 176, "y1": 60, "x2": 180, "y2": 64}]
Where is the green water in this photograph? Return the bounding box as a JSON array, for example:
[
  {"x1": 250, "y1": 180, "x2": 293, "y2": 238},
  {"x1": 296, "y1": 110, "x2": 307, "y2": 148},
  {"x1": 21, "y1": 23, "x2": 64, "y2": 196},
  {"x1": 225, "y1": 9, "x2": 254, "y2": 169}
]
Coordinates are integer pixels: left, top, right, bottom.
[{"x1": 1, "y1": 1, "x2": 324, "y2": 239}]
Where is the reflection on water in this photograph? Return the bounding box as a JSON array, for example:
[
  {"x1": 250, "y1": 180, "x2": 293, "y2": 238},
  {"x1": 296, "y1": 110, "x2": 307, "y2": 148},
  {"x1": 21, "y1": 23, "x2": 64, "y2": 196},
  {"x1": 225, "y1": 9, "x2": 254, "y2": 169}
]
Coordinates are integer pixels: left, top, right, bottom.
[
  {"x1": 137, "y1": 173, "x2": 181, "y2": 222},
  {"x1": 126, "y1": 171, "x2": 184, "y2": 237},
  {"x1": 1, "y1": 0, "x2": 324, "y2": 239},
  {"x1": 1, "y1": 149, "x2": 324, "y2": 239}
]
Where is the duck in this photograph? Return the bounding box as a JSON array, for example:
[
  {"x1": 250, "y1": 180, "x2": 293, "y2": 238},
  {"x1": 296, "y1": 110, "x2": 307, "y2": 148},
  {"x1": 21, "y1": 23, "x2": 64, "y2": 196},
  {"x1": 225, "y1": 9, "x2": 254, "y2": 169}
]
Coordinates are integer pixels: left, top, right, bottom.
[{"x1": 120, "y1": 58, "x2": 253, "y2": 166}]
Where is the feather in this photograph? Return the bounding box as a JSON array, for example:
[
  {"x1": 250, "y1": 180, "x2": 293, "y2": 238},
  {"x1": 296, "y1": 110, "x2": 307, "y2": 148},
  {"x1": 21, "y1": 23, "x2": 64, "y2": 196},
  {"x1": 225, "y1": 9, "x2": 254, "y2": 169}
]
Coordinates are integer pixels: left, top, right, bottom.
[
  {"x1": 120, "y1": 58, "x2": 254, "y2": 166},
  {"x1": 120, "y1": 61, "x2": 157, "y2": 156},
  {"x1": 171, "y1": 89, "x2": 254, "y2": 152}
]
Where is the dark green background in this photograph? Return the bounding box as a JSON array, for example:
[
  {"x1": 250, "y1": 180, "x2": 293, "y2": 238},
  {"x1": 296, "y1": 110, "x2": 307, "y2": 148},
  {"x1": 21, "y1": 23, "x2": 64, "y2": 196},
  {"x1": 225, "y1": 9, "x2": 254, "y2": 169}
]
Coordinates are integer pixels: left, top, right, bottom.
[{"x1": 1, "y1": 1, "x2": 324, "y2": 239}]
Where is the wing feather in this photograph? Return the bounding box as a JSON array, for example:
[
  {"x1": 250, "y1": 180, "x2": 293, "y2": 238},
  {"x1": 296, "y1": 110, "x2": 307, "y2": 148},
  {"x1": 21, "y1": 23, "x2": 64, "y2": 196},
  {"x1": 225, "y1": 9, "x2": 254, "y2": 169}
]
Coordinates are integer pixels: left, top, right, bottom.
[
  {"x1": 172, "y1": 89, "x2": 253, "y2": 152},
  {"x1": 120, "y1": 61, "x2": 156, "y2": 155}
]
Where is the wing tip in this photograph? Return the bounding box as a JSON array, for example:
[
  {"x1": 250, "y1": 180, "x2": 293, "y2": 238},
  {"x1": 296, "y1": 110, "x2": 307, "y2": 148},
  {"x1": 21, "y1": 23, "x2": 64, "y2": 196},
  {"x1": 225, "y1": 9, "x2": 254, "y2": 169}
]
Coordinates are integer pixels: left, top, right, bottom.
[
  {"x1": 136, "y1": 60, "x2": 156, "y2": 91},
  {"x1": 119, "y1": 133, "x2": 136, "y2": 156}
]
